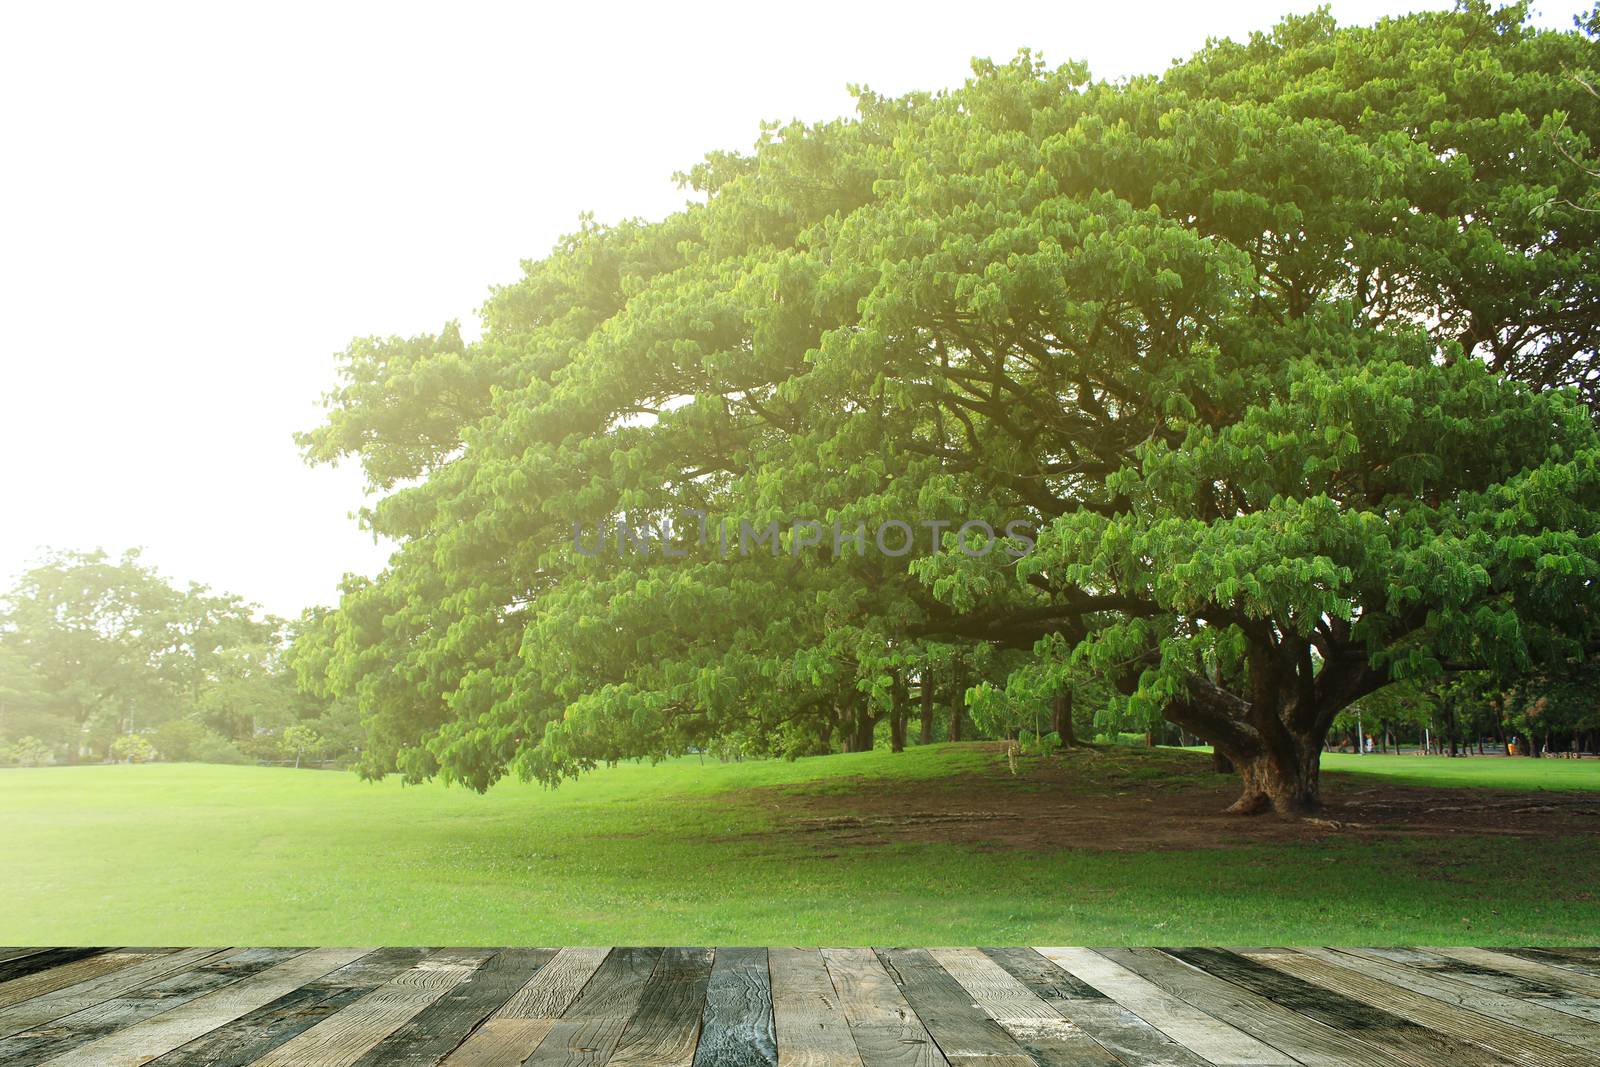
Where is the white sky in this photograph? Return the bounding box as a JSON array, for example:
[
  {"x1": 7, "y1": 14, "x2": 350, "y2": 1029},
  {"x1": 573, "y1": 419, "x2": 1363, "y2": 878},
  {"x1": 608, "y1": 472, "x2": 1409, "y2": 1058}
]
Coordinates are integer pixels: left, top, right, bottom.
[{"x1": 0, "y1": 0, "x2": 1585, "y2": 618}]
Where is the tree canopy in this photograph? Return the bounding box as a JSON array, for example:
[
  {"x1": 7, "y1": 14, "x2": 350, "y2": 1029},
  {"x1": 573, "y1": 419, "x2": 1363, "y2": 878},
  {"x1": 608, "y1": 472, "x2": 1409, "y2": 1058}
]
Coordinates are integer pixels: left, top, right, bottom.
[{"x1": 298, "y1": 2, "x2": 1600, "y2": 813}]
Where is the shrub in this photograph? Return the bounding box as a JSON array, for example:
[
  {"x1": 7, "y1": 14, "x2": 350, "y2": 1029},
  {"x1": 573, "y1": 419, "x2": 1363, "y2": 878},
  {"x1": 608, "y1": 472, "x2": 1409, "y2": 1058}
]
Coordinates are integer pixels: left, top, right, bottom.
[
  {"x1": 152, "y1": 719, "x2": 208, "y2": 761},
  {"x1": 189, "y1": 733, "x2": 248, "y2": 765},
  {"x1": 110, "y1": 734, "x2": 156, "y2": 764},
  {"x1": 0, "y1": 736, "x2": 54, "y2": 767}
]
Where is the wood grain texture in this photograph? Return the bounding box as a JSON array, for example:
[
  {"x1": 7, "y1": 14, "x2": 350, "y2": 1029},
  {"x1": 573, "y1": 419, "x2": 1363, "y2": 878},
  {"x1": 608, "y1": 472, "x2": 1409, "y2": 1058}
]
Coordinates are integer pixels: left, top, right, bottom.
[
  {"x1": 0, "y1": 948, "x2": 228, "y2": 1039},
  {"x1": 437, "y1": 947, "x2": 609, "y2": 1067},
  {"x1": 874, "y1": 948, "x2": 1033, "y2": 1067},
  {"x1": 148, "y1": 949, "x2": 430, "y2": 1067},
  {"x1": 608, "y1": 947, "x2": 714, "y2": 1067},
  {"x1": 821, "y1": 948, "x2": 945, "y2": 1067},
  {"x1": 0, "y1": 951, "x2": 164, "y2": 1012},
  {"x1": 1324, "y1": 947, "x2": 1600, "y2": 1050},
  {"x1": 0, "y1": 949, "x2": 300, "y2": 1067},
  {"x1": 247, "y1": 950, "x2": 491, "y2": 1067},
  {"x1": 36, "y1": 948, "x2": 371, "y2": 1067},
  {"x1": 692, "y1": 947, "x2": 776, "y2": 1067},
  {"x1": 1426, "y1": 948, "x2": 1600, "y2": 999},
  {"x1": 1355, "y1": 947, "x2": 1600, "y2": 1023},
  {"x1": 1168, "y1": 946, "x2": 1509, "y2": 1067},
  {"x1": 770, "y1": 948, "x2": 862, "y2": 1067},
  {"x1": 1241, "y1": 947, "x2": 1600, "y2": 1067},
  {"x1": 6, "y1": 944, "x2": 1599, "y2": 1067},
  {"x1": 985, "y1": 948, "x2": 1210, "y2": 1067},
  {"x1": 1101, "y1": 947, "x2": 1407, "y2": 1067},
  {"x1": 0, "y1": 951, "x2": 108, "y2": 987},
  {"x1": 931, "y1": 948, "x2": 1118, "y2": 1067},
  {"x1": 1038, "y1": 947, "x2": 1296, "y2": 1067},
  {"x1": 523, "y1": 948, "x2": 662, "y2": 1067},
  {"x1": 349, "y1": 949, "x2": 556, "y2": 1067}
]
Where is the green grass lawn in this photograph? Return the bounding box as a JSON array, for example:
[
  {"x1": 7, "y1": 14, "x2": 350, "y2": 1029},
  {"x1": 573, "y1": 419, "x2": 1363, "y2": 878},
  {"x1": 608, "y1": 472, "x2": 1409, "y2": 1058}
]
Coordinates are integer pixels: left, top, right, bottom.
[{"x1": 2, "y1": 744, "x2": 1595, "y2": 945}]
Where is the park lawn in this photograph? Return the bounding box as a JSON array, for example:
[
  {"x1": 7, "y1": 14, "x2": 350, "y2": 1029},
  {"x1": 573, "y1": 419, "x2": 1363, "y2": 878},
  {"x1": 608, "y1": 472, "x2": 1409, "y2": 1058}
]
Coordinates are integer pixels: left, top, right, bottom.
[{"x1": 1, "y1": 743, "x2": 1595, "y2": 945}]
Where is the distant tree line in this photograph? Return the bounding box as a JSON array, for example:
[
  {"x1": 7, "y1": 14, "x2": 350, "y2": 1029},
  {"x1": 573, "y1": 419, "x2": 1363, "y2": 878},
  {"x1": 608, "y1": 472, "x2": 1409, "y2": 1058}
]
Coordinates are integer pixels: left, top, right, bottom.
[{"x1": 0, "y1": 549, "x2": 357, "y2": 768}]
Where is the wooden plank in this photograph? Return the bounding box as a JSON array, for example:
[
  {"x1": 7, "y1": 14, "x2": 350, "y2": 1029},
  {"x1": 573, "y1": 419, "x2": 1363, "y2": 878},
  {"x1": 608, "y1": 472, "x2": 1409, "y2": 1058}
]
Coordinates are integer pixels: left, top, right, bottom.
[
  {"x1": 1502, "y1": 950, "x2": 1600, "y2": 980},
  {"x1": 1426, "y1": 948, "x2": 1600, "y2": 1000},
  {"x1": 692, "y1": 947, "x2": 776, "y2": 1067},
  {"x1": 1305, "y1": 948, "x2": 1600, "y2": 1053},
  {"x1": 930, "y1": 948, "x2": 1118, "y2": 1067},
  {"x1": 821, "y1": 948, "x2": 945, "y2": 1067},
  {"x1": 770, "y1": 948, "x2": 863, "y2": 1067},
  {"x1": 0, "y1": 951, "x2": 47, "y2": 965},
  {"x1": 874, "y1": 948, "x2": 1032, "y2": 1067},
  {"x1": 0, "y1": 949, "x2": 227, "y2": 1039},
  {"x1": 1102, "y1": 947, "x2": 1412, "y2": 1067},
  {"x1": 247, "y1": 950, "x2": 491, "y2": 1067},
  {"x1": 0, "y1": 949, "x2": 301, "y2": 1067},
  {"x1": 437, "y1": 947, "x2": 609, "y2": 1067},
  {"x1": 1352, "y1": 947, "x2": 1600, "y2": 1024},
  {"x1": 1240, "y1": 948, "x2": 1599, "y2": 1067},
  {"x1": 608, "y1": 948, "x2": 715, "y2": 1067},
  {"x1": 35, "y1": 948, "x2": 369, "y2": 1067},
  {"x1": 1168, "y1": 947, "x2": 1508, "y2": 1067},
  {"x1": 1037, "y1": 947, "x2": 1295, "y2": 1067},
  {"x1": 348, "y1": 949, "x2": 556, "y2": 1067},
  {"x1": 987, "y1": 949, "x2": 1210, "y2": 1067},
  {"x1": 148, "y1": 949, "x2": 430, "y2": 1067},
  {"x1": 522, "y1": 947, "x2": 662, "y2": 1067},
  {"x1": 0, "y1": 951, "x2": 165, "y2": 1011},
  {"x1": 1336, "y1": 947, "x2": 1600, "y2": 1040},
  {"x1": 0, "y1": 950, "x2": 107, "y2": 986}
]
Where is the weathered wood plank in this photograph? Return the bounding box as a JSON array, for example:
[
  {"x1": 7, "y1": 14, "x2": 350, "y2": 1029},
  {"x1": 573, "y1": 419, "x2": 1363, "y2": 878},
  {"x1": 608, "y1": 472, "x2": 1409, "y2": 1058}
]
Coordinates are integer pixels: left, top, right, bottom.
[
  {"x1": 770, "y1": 948, "x2": 863, "y2": 1067},
  {"x1": 0, "y1": 951, "x2": 47, "y2": 965},
  {"x1": 874, "y1": 948, "x2": 1033, "y2": 1067},
  {"x1": 348, "y1": 949, "x2": 555, "y2": 1067},
  {"x1": 821, "y1": 948, "x2": 945, "y2": 1067},
  {"x1": 987, "y1": 948, "x2": 1210, "y2": 1067},
  {"x1": 1502, "y1": 950, "x2": 1600, "y2": 980},
  {"x1": 608, "y1": 948, "x2": 715, "y2": 1067},
  {"x1": 148, "y1": 949, "x2": 430, "y2": 1067},
  {"x1": 1101, "y1": 947, "x2": 1410, "y2": 1067},
  {"x1": 1037, "y1": 947, "x2": 1295, "y2": 1067},
  {"x1": 437, "y1": 947, "x2": 609, "y2": 1067},
  {"x1": 692, "y1": 947, "x2": 776, "y2": 1067},
  {"x1": 248, "y1": 950, "x2": 491, "y2": 1067},
  {"x1": 1169, "y1": 947, "x2": 1508, "y2": 1067},
  {"x1": 0, "y1": 949, "x2": 300, "y2": 1067},
  {"x1": 1354, "y1": 947, "x2": 1600, "y2": 1023},
  {"x1": 1427, "y1": 948, "x2": 1600, "y2": 1001},
  {"x1": 931, "y1": 948, "x2": 1118, "y2": 1067},
  {"x1": 1306, "y1": 948, "x2": 1600, "y2": 1053},
  {"x1": 1241, "y1": 947, "x2": 1599, "y2": 1067},
  {"x1": 36, "y1": 948, "x2": 370, "y2": 1067},
  {"x1": 0, "y1": 950, "x2": 108, "y2": 987},
  {"x1": 522, "y1": 947, "x2": 662, "y2": 1067},
  {"x1": 0, "y1": 951, "x2": 165, "y2": 1012},
  {"x1": 1336, "y1": 947, "x2": 1600, "y2": 1039},
  {"x1": 0, "y1": 949, "x2": 227, "y2": 1039}
]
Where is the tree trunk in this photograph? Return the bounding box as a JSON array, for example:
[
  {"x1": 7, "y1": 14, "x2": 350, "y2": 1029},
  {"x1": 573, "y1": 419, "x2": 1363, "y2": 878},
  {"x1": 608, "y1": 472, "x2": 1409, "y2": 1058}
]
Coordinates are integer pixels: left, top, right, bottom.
[
  {"x1": 949, "y1": 666, "x2": 965, "y2": 743},
  {"x1": 853, "y1": 704, "x2": 878, "y2": 752},
  {"x1": 889, "y1": 671, "x2": 907, "y2": 754},
  {"x1": 918, "y1": 675, "x2": 934, "y2": 745},
  {"x1": 1212, "y1": 750, "x2": 1234, "y2": 774},
  {"x1": 1225, "y1": 743, "x2": 1321, "y2": 816},
  {"x1": 1051, "y1": 691, "x2": 1076, "y2": 747}
]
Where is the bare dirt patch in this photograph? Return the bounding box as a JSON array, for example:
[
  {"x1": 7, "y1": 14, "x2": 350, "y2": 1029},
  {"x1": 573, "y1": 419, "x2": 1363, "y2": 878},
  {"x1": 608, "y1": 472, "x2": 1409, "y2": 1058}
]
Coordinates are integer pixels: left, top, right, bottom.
[{"x1": 725, "y1": 744, "x2": 1600, "y2": 852}]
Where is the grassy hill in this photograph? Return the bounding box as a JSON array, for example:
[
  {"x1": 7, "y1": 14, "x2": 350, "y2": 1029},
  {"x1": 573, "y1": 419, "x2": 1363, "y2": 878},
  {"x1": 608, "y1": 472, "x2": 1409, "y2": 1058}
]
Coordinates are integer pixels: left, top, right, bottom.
[{"x1": 2, "y1": 744, "x2": 1595, "y2": 945}]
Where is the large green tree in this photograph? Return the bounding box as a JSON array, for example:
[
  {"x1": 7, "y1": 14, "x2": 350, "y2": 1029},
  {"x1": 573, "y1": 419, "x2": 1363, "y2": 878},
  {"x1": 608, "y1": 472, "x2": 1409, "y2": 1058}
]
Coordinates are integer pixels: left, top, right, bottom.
[{"x1": 300, "y1": 3, "x2": 1600, "y2": 813}]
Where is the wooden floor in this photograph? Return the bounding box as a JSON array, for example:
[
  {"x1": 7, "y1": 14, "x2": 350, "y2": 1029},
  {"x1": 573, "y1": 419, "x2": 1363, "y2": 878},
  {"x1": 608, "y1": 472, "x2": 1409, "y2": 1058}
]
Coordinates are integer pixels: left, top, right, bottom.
[{"x1": 2, "y1": 947, "x2": 1599, "y2": 1067}]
